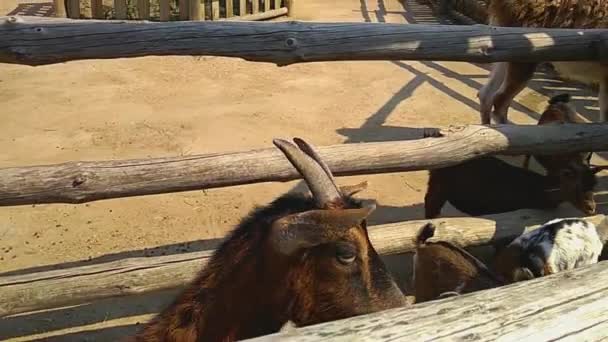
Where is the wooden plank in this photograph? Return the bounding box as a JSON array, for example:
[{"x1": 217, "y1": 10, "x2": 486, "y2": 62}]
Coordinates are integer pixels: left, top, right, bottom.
[
  {"x1": 2, "y1": 213, "x2": 603, "y2": 317},
  {"x1": 189, "y1": 0, "x2": 202, "y2": 20},
  {"x1": 90, "y1": 0, "x2": 104, "y2": 19},
  {"x1": 66, "y1": 0, "x2": 79, "y2": 19},
  {"x1": 211, "y1": 0, "x2": 219, "y2": 19},
  {"x1": 0, "y1": 124, "x2": 607, "y2": 206},
  {"x1": 247, "y1": 261, "x2": 608, "y2": 341},
  {"x1": 2, "y1": 17, "x2": 608, "y2": 67},
  {"x1": 273, "y1": 0, "x2": 280, "y2": 10},
  {"x1": 252, "y1": 0, "x2": 258, "y2": 14},
  {"x1": 264, "y1": 0, "x2": 269, "y2": 12},
  {"x1": 53, "y1": 0, "x2": 66, "y2": 17},
  {"x1": 137, "y1": 0, "x2": 150, "y2": 19},
  {"x1": 114, "y1": 0, "x2": 127, "y2": 19},
  {"x1": 159, "y1": 0, "x2": 170, "y2": 21},
  {"x1": 221, "y1": 5, "x2": 285, "y2": 21},
  {"x1": 179, "y1": 0, "x2": 190, "y2": 20},
  {"x1": 239, "y1": 0, "x2": 246, "y2": 16},
  {"x1": 226, "y1": 0, "x2": 234, "y2": 18}
]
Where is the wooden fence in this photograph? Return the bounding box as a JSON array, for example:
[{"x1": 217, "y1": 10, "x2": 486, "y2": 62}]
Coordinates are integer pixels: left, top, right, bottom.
[
  {"x1": 54, "y1": 0, "x2": 290, "y2": 22},
  {"x1": 2, "y1": 13, "x2": 608, "y2": 341}
]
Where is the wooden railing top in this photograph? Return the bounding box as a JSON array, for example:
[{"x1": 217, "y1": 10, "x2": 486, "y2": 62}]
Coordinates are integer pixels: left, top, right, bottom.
[
  {"x1": 1, "y1": 124, "x2": 607, "y2": 206},
  {"x1": 1, "y1": 16, "x2": 608, "y2": 66}
]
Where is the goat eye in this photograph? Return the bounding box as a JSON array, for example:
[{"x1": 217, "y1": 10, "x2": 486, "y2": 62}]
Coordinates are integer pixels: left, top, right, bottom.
[
  {"x1": 336, "y1": 250, "x2": 356, "y2": 265},
  {"x1": 337, "y1": 253, "x2": 356, "y2": 265}
]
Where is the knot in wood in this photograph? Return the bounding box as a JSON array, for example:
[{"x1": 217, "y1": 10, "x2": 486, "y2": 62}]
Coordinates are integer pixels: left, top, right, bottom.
[
  {"x1": 6, "y1": 16, "x2": 19, "y2": 24},
  {"x1": 72, "y1": 175, "x2": 87, "y2": 187},
  {"x1": 285, "y1": 37, "x2": 298, "y2": 49}
]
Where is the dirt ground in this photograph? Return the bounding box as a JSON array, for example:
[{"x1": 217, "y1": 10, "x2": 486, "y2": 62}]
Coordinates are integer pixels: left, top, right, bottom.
[{"x1": 1, "y1": 0, "x2": 607, "y2": 340}]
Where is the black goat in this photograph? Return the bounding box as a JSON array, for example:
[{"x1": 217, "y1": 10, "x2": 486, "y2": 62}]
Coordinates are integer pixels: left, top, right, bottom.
[{"x1": 424, "y1": 156, "x2": 598, "y2": 218}]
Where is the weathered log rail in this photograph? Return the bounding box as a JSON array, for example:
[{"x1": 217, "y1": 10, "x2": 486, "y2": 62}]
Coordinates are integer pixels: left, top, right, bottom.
[
  {"x1": 1, "y1": 124, "x2": 608, "y2": 206},
  {"x1": 247, "y1": 260, "x2": 608, "y2": 341},
  {"x1": 1, "y1": 213, "x2": 604, "y2": 317},
  {"x1": 2, "y1": 16, "x2": 608, "y2": 66}
]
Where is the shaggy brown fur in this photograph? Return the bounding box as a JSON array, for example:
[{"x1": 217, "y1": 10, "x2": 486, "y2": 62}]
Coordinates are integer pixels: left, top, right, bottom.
[
  {"x1": 131, "y1": 139, "x2": 406, "y2": 342},
  {"x1": 412, "y1": 223, "x2": 504, "y2": 303}
]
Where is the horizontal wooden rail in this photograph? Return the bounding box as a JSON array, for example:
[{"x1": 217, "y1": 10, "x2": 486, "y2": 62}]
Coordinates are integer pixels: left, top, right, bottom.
[
  {"x1": 1, "y1": 213, "x2": 604, "y2": 317},
  {"x1": 1, "y1": 16, "x2": 608, "y2": 66},
  {"x1": 248, "y1": 260, "x2": 608, "y2": 341},
  {"x1": 1, "y1": 124, "x2": 608, "y2": 206}
]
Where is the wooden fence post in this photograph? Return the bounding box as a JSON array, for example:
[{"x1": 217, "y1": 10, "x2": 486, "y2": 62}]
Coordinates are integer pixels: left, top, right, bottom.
[
  {"x1": 179, "y1": 0, "x2": 190, "y2": 20},
  {"x1": 53, "y1": 0, "x2": 67, "y2": 17},
  {"x1": 114, "y1": 0, "x2": 127, "y2": 19},
  {"x1": 159, "y1": 0, "x2": 170, "y2": 21},
  {"x1": 239, "y1": 0, "x2": 246, "y2": 16},
  {"x1": 189, "y1": 0, "x2": 202, "y2": 20},
  {"x1": 91, "y1": 0, "x2": 104, "y2": 18},
  {"x1": 66, "y1": 0, "x2": 79, "y2": 18},
  {"x1": 226, "y1": 0, "x2": 234, "y2": 17},
  {"x1": 137, "y1": 0, "x2": 150, "y2": 19},
  {"x1": 211, "y1": 0, "x2": 219, "y2": 19}
]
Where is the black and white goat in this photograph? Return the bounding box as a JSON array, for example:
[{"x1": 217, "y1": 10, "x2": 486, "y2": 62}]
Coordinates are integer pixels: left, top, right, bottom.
[{"x1": 494, "y1": 216, "x2": 608, "y2": 283}]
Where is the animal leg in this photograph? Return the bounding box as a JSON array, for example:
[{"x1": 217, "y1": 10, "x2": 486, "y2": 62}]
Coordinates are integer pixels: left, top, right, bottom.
[
  {"x1": 491, "y1": 63, "x2": 537, "y2": 124},
  {"x1": 599, "y1": 77, "x2": 608, "y2": 122},
  {"x1": 478, "y1": 62, "x2": 507, "y2": 125},
  {"x1": 424, "y1": 176, "x2": 446, "y2": 219}
]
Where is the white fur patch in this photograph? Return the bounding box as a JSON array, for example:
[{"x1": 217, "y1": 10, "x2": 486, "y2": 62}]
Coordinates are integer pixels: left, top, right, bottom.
[{"x1": 509, "y1": 218, "x2": 603, "y2": 275}]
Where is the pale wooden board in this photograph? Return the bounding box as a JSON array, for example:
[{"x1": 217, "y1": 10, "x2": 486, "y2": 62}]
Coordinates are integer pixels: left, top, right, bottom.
[
  {"x1": 247, "y1": 261, "x2": 608, "y2": 341},
  {"x1": 0, "y1": 124, "x2": 606, "y2": 206},
  {"x1": 1, "y1": 16, "x2": 608, "y2": 66}
]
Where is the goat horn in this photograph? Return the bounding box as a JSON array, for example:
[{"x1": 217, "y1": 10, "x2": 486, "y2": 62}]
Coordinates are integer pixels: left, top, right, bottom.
[
  {"x1": 274, "y1": 138, "x2": 342, "y2": 208},
  {"x1": 292, "y1": 137, "x2": 340, "y2": 189},
  {"x1": 270, "y1": 203, "x2": 376, "y2": 255}
]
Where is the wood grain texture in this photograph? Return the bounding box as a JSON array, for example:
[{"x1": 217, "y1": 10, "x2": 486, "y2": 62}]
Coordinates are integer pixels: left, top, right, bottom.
[
  {"x1": 1, "y1": 16, "x2": 608, "y2": 66},
  {"x1": 1, "y1": 213, "x2": 604, "y2": 317},
  {"x1": 0, "y1": 124, "x2": 607, "y2": 206},
  {"x1": 247, "y1": 260, "x2": 608, "y2": 341}
]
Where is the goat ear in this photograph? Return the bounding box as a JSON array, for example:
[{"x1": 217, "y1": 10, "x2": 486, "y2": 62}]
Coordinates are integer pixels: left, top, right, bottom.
[
  {"x1": 270, "y1": 204, "x2": 376, "y2": 255},
  {"x1": 513, "y1": 268, "x2": 535, "y2": 282},
  {"x1": 339, "y1": 181, "x2": 368, "y2": 198}
]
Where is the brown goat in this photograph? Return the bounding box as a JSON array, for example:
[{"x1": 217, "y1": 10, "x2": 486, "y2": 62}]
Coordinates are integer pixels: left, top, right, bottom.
[
  {"x1": 478, "y1": 1, "x2": 608, "y2": 124},
  {"x1": 131, "y1": 138, "x2": 406, "y2": 342},
  {"x1": 412, "y1": 223, "x2": 504, "y2": 303},
  {"x1": 522, "y1": 93, "x2": 593, "y2": 172}
]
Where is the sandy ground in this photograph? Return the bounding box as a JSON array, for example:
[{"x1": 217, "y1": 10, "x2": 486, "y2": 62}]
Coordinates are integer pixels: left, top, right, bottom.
[{"x1": 1, "y1": 0, "x2": 608, "y2": 340}]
